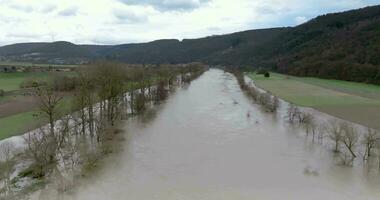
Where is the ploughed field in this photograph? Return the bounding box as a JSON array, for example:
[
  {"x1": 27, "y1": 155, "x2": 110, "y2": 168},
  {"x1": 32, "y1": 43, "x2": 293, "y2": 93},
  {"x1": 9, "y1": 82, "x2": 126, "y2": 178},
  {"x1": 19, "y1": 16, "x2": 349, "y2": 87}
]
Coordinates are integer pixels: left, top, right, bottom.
[
  {"x1": 35, "y1": 69, "x2": 380, "y2": 200},
  {"x1": 248, "y1": 73, "x2": 380, "y2": 130}
]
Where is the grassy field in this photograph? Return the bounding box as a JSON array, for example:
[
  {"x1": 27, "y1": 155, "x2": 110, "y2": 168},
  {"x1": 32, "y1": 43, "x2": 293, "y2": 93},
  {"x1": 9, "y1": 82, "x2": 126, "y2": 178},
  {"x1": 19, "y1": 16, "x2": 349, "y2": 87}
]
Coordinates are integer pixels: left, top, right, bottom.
[
  {"x1": 248, "y1": 72, "x2": 380, "y2": 130},
  {"x1": 0, "y1": 71, "x2": 76, "y2": 92},
  {"x1": 0, "y1": 96, "x2": 73, "y2": 140},
  {"x1": 0, "y1": 111, "x2": 40, "y2": 140},
  {"x1": 0, "y1": 71, "x2": 75, "y2": 140},
  {"x1": 0, "y1": 72, "x2": 50, "y2": 91},
  {"x1": 0, "y1": 61, "x2": 78, "y2": 68}
]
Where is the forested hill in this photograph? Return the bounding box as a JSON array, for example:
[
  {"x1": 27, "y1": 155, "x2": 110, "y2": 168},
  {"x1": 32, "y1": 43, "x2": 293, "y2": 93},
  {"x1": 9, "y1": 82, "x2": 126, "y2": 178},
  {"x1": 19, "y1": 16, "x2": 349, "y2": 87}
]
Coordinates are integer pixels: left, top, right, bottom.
[{"x1": 0, "y1": 5, "x2": 380, "y2": 84}]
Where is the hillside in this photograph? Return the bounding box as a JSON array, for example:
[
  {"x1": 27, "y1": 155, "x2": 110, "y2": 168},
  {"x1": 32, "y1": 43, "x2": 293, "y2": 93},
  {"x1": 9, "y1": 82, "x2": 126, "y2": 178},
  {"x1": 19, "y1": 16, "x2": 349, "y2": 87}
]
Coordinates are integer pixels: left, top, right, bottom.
[
  {"x1": 272, "y1": 5, "x2": 380, "y2": 84},
  {"x1": 0, "y1": 5, "x2": 379, "y2": 83}
]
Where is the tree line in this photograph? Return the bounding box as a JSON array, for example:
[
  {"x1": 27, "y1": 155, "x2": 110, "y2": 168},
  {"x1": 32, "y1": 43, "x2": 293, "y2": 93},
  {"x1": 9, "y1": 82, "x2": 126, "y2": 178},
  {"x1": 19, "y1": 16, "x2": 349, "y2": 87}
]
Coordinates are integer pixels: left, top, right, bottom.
[
  {"x1": 230, "y1": 69, "x2": 380, "y2": 167},
  {"x1": 0, "y1": 62, "x2": 207, "y2": 199}
]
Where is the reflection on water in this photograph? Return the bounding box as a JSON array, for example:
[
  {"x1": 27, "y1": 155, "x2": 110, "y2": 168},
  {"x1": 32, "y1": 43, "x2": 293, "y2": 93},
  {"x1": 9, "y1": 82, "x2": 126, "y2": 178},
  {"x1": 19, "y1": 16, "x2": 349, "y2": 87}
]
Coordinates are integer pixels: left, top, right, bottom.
[{"x1": 38, "y1": 69, "x2": 380, "y2": 200}]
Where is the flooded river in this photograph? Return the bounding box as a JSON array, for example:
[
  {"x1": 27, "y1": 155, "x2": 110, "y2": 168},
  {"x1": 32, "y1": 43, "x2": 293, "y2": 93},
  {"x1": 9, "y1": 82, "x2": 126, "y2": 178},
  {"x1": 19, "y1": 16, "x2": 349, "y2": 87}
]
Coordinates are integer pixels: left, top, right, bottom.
[{"x1": 38, "y1": 69, "x2": 380, "y2": 200}]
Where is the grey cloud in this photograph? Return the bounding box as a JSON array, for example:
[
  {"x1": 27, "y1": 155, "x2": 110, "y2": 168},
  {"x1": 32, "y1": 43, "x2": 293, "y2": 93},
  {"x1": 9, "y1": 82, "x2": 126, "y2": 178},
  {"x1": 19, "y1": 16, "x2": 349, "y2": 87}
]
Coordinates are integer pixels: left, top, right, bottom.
[
  {"x1": 10, "y1": 4, "x2": 34, "y2": 12},
  {"x1": 41, "y1": 4, "x2": 57, "y2": 13},
  {"x1": 118, "y1": 0, "x2": 210, "y2": 12},
  {"x1": 58, "y1": 7, "x2": 78, "y2": 16},
  {"x1": 113, "y1": 9, "x2": 148, "y2": 24}
]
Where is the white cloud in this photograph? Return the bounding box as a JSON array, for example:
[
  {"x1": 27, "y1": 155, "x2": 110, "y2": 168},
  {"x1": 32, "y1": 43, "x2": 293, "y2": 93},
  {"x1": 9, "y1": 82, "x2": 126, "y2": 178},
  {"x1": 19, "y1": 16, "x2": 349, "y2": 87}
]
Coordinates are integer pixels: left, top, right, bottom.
[
  {"x1": 0, "y1": 0, "x2": 377, "y2": 46},
  {"x1": 117, "y1": 0, "x2": 211, "y2": 11},
  {"x1": 294, "y1": 16, "x2": 308, "y2": 25}
]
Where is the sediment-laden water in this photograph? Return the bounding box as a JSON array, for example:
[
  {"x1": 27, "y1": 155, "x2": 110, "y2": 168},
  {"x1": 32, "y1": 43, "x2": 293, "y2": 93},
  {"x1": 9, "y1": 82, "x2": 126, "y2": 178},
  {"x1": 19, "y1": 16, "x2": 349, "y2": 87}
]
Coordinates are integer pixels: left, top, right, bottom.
[{"x1": 34, "y1": 69, "x2": 380, "y2": 200}]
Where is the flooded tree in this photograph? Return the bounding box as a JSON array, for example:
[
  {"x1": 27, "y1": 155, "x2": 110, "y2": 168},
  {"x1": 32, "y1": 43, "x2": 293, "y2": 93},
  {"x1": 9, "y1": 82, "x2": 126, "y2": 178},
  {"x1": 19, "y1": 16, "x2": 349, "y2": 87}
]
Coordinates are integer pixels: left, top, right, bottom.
[
  {"x1": 286, "y1": 104, "x2": 300, "y2": 123},
  {"x1": 134, "y1": 93, "x2": 147, "y2": 114},
  {"x1": 0, "y1": 142, "x2": 14, "y2": 198},
  {"x1": 75, "y1": 67, "x2": 97, "y2": 137},
  {"x1": 92, "y1": 62, "x2": 125, "y2": 126},
  {"x1": 362, "y1": 128, "x2": 379, "y2": 160},
  {"x1": 33, "y1": 86, "x2": 64, "y2": 170},
  {"x1": 1, "y1": 62, "x2": 208, "y2": 199},
  {"x1": 24, "y1": 128, "x2": 57, "y2": 178},
  {"x1": 298, "y1": 112, "x2": 316, "y2": 137},
  {"x1": 326, "y1": 120, "x2": 344, "y2": 153},
  {"x1": 341, "y1": 123, "x2": 358, "y2": 158}
]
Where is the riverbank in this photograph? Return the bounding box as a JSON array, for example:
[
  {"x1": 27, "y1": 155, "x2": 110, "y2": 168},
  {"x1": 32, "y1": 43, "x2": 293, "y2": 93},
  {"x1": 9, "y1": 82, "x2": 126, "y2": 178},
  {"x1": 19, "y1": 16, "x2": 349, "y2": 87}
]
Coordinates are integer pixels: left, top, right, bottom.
[
  {"x1": 36, "y1": 69, "x2": 380, "y2": 200},
  {"x1": 247, "y1": 72, "x2": 380, "y2": 130},
  {"x1": 0, "y1": 64, "x2": 207, "y2": 199}
]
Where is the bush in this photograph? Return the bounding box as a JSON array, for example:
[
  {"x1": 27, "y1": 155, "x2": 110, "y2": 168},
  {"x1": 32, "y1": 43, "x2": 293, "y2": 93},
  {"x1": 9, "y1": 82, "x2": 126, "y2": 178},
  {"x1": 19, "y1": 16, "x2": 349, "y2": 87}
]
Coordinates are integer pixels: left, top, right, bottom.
[
  {"x1": 264, "y1": 72, "x2": 270, "y2": 78},
  {"x1": 20, "y1": 79, "x2": 47, "y2": 88},
  {"x1": 0, "y1": 89, "x2": 4, "y2": 96}
]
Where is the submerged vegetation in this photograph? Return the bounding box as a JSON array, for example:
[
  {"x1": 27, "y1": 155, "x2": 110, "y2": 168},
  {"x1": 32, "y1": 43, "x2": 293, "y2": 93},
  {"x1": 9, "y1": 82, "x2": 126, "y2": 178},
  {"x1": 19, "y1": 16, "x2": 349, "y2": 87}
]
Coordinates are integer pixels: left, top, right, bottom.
[
  {"x1": 247, "y1": 72, "x2": 380, "y2": 131},
  {"x1": 231, "y1": 70, "x2": 279, "y2": 113},
  {"x1": 0, "y1": 62, "x2": 207, "y2": 199},
  {"x1": 230, "y1": 68, "x2": 380, "y2": 168}
]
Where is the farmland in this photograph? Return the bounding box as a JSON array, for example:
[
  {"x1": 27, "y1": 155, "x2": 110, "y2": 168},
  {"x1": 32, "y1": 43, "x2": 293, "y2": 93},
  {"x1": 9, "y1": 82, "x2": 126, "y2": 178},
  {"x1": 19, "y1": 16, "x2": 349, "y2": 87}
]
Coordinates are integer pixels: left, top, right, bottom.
[
  {"x1": 0, "y1": 72, "x2": 50, "y2": 91},
  {"x1": 0, "y1": 71, "x2": 74, "y2": 139},
  {"x1": 248, "y1": 72, "x2": 380, "y2": 130},
  {"x1": 0, "y1": 61, "x2": 78, "y2": 68}
]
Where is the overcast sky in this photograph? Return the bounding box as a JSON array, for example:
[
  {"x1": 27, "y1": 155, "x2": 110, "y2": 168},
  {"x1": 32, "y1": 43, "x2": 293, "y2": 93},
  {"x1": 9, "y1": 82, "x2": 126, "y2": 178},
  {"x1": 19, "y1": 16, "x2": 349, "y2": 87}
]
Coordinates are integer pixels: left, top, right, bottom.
[{"x1": 0, "y1": 0, "x2": 378, "y2": 46}]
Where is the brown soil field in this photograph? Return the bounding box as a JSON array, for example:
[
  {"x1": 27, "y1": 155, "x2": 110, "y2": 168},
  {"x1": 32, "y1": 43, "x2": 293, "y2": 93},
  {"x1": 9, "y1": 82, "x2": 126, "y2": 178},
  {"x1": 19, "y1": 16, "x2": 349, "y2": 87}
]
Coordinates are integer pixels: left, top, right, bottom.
[{"x1": 0, "y1": 96, "x2": 38, "y2": 118}]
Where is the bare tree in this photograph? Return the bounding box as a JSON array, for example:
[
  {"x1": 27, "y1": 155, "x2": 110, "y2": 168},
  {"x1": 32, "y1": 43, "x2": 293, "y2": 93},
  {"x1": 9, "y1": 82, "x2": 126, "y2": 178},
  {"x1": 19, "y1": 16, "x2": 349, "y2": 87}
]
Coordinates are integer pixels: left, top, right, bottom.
[
  {"x1": 341, "y1": 122, "x2": 358, "y2": 158},
  {"x1": 298, "y1": 112, "x2": 315, "y2": 136},
  {"x1": 362, "y1": 128, "x2": 379, "y2": 160},
  {"x1": 327, "y1": 120, "x2": 344, "y2": 153},
  {"x1": 271, "y1": 96, "x2": 280, "y2": 112},
  {"x1": 36, "y1": 86, "x2": 63, "y2": 138},
  {"x1": 286, "y1": 104, "x2": 300, "y2": 123},
  {"x1": 0, "y1": 142, "x2": 14, "y2": 197},
  {"x1": 24, "y1": 128, "x2": 57, "y2": 177}
]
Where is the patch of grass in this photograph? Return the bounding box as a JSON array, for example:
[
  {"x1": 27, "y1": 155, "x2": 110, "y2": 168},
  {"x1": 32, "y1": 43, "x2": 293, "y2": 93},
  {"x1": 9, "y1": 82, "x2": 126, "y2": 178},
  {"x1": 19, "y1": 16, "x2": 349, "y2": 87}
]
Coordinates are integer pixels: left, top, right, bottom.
[
  {"x1": 248, "y1": 72, "x2": 380, "y2": 130},
  {"x1": 248, "y1": 73, "x2": 380, "y2": 107},
  {"x1": 0, "y1": 61, "x2": 78, "y2": 68},
  {"x1": 0, "y1": 111, "x2": 42, "y2": 140},
  {"x1": 0, "y1": 95, "x2": 73, "y2": 140},
  {"x1": 0, "y1": 71, "x2": 76, "y2": 92},
  {"x1": 0, "y1": 72, "x2": 50, "y2": 91},
  {"x1": 281, "y1": 73, "x2": 380, "y2": 100}
]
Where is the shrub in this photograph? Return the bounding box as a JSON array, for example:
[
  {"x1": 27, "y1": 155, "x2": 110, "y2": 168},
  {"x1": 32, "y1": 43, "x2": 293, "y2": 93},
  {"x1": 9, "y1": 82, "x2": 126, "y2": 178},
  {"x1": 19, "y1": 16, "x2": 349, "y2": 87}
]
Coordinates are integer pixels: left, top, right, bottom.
[
  {"x1": 20, "y1": 79, "x2": 47, "y2": 88},
  {"x1": 264, "y1": 72, "x2": 270, "y2": 78},
  {"x1": 0, "y1": 89, "x2": 4, "y2": 96}
]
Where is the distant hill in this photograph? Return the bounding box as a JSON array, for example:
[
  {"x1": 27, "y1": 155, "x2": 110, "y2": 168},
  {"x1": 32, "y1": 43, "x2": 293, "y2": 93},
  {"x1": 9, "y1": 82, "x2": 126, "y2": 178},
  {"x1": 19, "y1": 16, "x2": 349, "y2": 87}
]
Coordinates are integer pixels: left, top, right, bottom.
[{"x1": 0, "y1": 5, "x2": 379, "y2": 84}]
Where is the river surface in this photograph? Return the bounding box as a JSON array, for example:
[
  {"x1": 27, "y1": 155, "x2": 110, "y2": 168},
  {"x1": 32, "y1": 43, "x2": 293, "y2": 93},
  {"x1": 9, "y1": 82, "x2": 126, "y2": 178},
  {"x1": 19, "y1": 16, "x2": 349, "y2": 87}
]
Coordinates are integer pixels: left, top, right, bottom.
[{"x1": 39, "y1": 69, "x2": 380, "y2": 200}]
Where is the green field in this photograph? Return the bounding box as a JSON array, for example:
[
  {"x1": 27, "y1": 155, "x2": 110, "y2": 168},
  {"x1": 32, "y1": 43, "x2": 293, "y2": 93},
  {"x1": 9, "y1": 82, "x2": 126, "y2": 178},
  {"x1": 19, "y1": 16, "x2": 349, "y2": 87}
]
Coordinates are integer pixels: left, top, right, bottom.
[
  {"x1": 0, "y1": 96, "x2": 73, "y2": 140},
  {"x1": 247, "y1": 72, "x2": 380, "y2": 130},
  {"x1": 0, "y1": 61, "x2": 78, "y2": 68},
  {"x1": 0, "y1": 111, "x2": 41, "y2": 140},
  {"x1": 0, "y1": 72, "x2": 51, "y2": 91},
  {"x1": 0, "y1": 71, "x2": 74, "y2": 140},
  {"x1": 0, "y1": 71, "x2": 76, "y2": 92}
]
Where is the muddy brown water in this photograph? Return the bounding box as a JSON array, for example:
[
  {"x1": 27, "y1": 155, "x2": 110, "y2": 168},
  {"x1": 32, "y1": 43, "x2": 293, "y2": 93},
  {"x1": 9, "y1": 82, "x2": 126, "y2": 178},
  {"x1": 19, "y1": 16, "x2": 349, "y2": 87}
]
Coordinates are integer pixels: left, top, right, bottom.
[{"x1": 35, "y1": 69, "x2": 380, "y2": 200}]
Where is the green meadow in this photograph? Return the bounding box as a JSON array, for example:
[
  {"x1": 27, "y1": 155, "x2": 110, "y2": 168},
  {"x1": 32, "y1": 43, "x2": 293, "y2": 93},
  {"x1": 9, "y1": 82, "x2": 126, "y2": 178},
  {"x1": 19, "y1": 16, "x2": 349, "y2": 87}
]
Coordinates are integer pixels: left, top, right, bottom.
[
  {"x1": 0, "y1": 111, "x2": 40, "y2": 140},
  {"x1": 0, "y1": 61, "x2": 78, "y2": 68},
  {"x1": 0, "y1": 72, "x2": 50, "y2": 91},
  {"x1": 247, "y1": 72, "x2": 380, "y2": 130}
]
